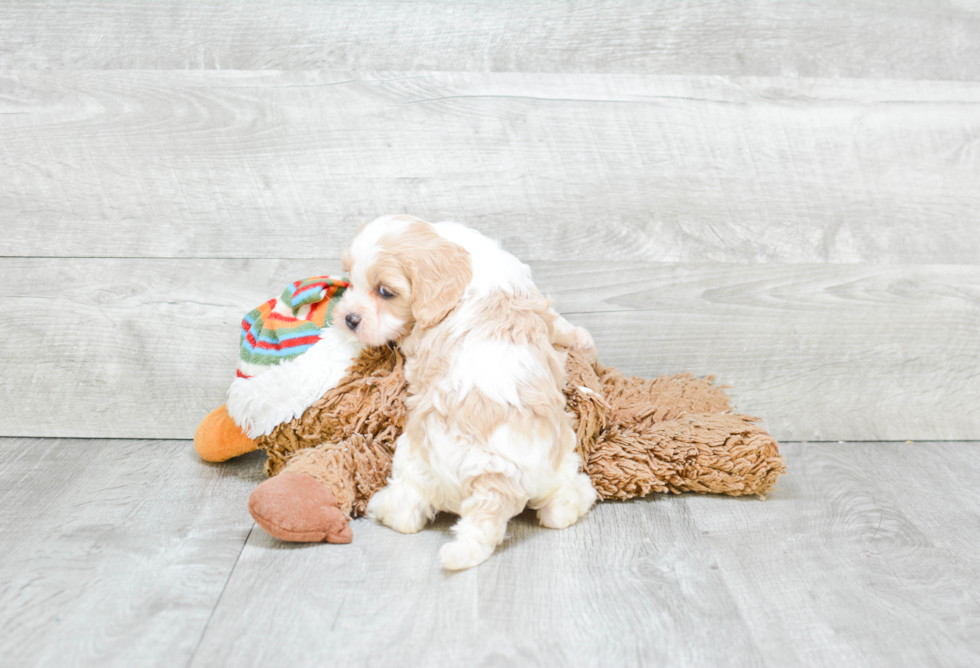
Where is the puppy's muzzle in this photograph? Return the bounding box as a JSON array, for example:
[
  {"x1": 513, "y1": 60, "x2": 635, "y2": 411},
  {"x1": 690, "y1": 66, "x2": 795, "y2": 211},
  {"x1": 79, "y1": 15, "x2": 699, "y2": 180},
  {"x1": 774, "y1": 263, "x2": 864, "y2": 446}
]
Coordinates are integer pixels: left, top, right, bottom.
[{"x1": 345, "y1": 313, "x2": 362, "y2": 331}]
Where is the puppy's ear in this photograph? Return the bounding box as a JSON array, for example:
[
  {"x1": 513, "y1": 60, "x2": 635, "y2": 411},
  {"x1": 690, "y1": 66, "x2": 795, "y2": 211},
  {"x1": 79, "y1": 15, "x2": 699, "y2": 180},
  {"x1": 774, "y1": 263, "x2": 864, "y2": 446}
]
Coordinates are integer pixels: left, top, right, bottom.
[{"x1": 405, "y1": 234, "x2": 472, "y2": 330}]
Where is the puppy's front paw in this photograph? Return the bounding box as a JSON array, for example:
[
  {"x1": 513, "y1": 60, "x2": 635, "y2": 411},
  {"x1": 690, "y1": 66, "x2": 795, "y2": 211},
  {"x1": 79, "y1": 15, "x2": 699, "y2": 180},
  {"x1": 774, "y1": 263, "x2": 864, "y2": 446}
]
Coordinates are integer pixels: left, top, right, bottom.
[
  {"x1": 366, "y1": 483, "x2": 432, "y2": 534},
  {"x1": 440, "y1": 539, "x2": 493, "y2": 571},
  {"x1": 568, "y1": 326, "x2": 595, "y2": 352},
  {"x1": 553, "y1": 324, "x2": 594, "y2": 352}
]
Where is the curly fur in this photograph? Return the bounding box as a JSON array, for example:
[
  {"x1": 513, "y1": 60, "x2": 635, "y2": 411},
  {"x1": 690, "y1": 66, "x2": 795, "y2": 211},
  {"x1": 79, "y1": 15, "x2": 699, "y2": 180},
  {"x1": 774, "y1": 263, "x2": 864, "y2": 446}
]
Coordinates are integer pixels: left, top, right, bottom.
[{"x1": 255, "y1": 345, "x2": 786, "y2": 518}]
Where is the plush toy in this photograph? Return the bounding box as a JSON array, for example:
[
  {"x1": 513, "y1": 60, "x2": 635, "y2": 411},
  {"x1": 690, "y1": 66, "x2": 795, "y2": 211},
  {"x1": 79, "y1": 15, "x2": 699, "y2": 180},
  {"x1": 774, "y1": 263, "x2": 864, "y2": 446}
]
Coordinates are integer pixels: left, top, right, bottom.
[
  {"x1": 195, "y1": 277, "x2": 786, "y2": 544},
  {"x1": 194, "y1": 275, "x2": 354, "y2": 463}
]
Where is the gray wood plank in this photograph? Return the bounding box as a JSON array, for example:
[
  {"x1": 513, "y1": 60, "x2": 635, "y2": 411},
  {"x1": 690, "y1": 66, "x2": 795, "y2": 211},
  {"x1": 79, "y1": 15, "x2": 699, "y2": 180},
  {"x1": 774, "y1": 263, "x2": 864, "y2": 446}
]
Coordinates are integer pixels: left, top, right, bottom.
[
  {"x1": 846, "y1": 442, "x2": 980, "y2": 580},
  {"x1": 190, "y1": 495, "x2": 764, "y2": 668},
  {"x1": 2, "y1": 1, "x2": 978, "y2": 80},
  {"x1": 190, "y1": 442, "x2": 980, "y2": 668},
  {"x1": 686, "y1": 442, "x2": 980, "y2": 668},
  {"x1": 0, "y1": 437, "x2": 265, "y2": 668},
  {"x1": 1, "y1": 258, "x2": 976, "y2": 442},
  {"x1": 0, "y1": 257, "x2": 338, "y2": 440},
  {"x1": 2, "y1": 72, "x2": 979, "y2": 263},
  {"x1": 563, "y1": 262, "x2": 980, "y2": 442}
]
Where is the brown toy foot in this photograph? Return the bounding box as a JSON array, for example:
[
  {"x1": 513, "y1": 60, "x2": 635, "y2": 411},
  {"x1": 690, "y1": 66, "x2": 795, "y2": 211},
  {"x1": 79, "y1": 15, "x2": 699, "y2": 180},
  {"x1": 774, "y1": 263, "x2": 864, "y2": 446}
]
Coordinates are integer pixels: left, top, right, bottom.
[
  {"x1": 194, "y1": 404, "x2": 258, "y2": 462},
  {"x1": 248, "y1": 472, "x2": 353, "y2": 544}
]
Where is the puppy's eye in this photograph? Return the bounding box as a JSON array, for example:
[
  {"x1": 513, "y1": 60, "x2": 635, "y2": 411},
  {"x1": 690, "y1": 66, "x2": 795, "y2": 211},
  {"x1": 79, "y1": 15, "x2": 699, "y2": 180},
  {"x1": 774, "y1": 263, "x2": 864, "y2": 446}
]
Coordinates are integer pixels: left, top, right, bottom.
[{"x1": 378, "y1": 286, "x2": 396, "y2": 299}]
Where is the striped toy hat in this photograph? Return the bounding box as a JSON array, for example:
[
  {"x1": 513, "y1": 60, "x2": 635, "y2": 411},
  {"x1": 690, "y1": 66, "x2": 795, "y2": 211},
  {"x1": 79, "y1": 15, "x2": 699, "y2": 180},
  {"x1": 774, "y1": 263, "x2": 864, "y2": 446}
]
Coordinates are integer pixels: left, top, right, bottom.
[{"x1": 237, "y1": 276, "x2": 349, "y2": 378}]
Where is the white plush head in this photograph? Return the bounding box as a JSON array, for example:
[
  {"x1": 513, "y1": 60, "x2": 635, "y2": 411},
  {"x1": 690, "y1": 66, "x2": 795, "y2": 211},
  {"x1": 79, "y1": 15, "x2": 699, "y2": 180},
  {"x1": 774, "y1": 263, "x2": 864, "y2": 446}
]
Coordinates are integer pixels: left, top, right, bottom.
[{"x1": 333, "y1": 214, "x2": 473, "y2": 347}]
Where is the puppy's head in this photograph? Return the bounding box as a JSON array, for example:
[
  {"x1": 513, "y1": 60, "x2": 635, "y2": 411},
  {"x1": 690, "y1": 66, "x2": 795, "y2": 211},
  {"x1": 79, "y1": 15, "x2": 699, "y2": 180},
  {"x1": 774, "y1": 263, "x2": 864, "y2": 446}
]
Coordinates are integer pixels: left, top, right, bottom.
[{"x1": 334, "y1": 215, "x2": 472, "y2": 346}]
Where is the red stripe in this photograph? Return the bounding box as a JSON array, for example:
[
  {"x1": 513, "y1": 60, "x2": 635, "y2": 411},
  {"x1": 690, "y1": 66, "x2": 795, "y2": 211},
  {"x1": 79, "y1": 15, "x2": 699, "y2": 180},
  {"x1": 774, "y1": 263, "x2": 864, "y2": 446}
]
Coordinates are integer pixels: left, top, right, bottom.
[
  {"x1": 264, "y1": 311, "x2": 321, "y2": 327},
  {"x1": 236, "y1": 370, "x2": 251, "y2": 379},
  {"x1": 248, "y1": 334, "x2": 321, "y2": 351},
  {"x1": 244, "y1": 330, "x2": 318, "y2": 350}
]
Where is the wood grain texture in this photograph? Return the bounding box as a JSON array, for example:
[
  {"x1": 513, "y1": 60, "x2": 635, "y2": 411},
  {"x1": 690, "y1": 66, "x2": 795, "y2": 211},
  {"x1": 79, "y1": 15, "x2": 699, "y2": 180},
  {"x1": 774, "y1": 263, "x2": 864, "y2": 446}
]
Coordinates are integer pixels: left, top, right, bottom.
[
  {"x1": 3, "y1": 3, "x2": 978, "y2": 665},
  {"x1": 186, "y1": 442, "x2": 980, "y2": 668},
  {"x1": 191, "y1": 498, "x2": 764, "y2": 668},
  {"x1": 2, "y1": 1, "x2": 979, "y2": 80},
  {"x1": 561, "y1": 262, "x2": 980, "y2": 442},
  {"x1": 0, "y1": 257, "x2": 338, "y2": 440},
  {"x1": 845, "y1": 442, "x2": 980, "y2": 588},
  {"x1": 2, "y1": 72, "x2": 979, "y2": 263},
  {"x1": 687, "y1": 442, "x2": 980, "y2": 667},
  {"x1": 1, "y1": 258, "x2": 976, "y2": 441},
  {"x1": 0, "y1": 437, "x2": 266, "y2": 668}
]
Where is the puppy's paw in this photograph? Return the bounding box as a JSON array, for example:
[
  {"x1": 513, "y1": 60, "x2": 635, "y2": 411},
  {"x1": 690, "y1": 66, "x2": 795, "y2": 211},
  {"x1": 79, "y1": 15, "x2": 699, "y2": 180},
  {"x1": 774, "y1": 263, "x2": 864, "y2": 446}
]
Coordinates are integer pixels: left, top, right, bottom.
[
  {"x1": 537, "y1": 474, "x2": 597, "y2": 529},
  {"x1": 537, "y1": 502, "x2": 581, "y2": 530},
  {"x1": 553, "y1": 324, "x2": 594, "y2": 352},
  {"x1": 440, "y1": 538, "x2": 494, "y2": 571},
  {"x1": 567, "y1": 325, "x2": 595, "y2": 352},
  {"x1": 366, "y1": 483, "x2": 432, "y2": 534}
]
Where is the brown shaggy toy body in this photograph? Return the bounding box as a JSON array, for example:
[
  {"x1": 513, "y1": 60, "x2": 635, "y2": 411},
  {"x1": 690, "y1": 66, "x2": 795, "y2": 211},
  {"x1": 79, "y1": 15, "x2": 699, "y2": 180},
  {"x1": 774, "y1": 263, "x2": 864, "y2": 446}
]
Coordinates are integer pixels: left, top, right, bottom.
[{"x1": 255, "y1": 345, "x2": 785, "y2": 523}]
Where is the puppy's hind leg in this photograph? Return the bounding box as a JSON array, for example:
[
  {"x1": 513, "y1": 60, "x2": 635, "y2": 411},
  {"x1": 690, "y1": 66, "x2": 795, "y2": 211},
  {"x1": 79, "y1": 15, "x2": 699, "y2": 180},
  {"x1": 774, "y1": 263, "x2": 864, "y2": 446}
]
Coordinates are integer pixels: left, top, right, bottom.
[
  {"x1": 534, "y1": 451, "x2": 597, "y2": 530},
  {"x1": 440, "y1": 474, "x2": 527, "y2": 571}
]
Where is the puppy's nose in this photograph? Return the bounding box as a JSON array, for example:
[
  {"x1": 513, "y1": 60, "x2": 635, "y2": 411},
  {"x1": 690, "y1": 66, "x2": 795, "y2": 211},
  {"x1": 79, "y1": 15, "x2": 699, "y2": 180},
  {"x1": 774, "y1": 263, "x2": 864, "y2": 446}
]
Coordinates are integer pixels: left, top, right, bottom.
[{"x1": 345, "y1": 313, "x2": 361, "y2": 331}]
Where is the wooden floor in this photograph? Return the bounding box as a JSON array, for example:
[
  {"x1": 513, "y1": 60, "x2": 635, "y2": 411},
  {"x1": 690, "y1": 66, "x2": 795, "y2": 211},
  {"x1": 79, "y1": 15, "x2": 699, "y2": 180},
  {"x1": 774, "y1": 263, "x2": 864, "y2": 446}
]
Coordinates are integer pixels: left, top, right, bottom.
[
  {"x1": 2, "y1": 2, "x2": 979, "y2": 666},
  {"x1": 1, "y1": 437, "x2": 977, "y2": 668}
]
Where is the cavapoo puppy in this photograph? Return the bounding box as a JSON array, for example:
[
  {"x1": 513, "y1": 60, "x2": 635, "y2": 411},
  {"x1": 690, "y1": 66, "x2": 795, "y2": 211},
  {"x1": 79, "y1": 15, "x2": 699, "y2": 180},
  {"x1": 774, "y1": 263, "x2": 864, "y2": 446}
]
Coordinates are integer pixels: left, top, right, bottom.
[{"x1": 334, "y1": 214, "x2": 597, "y2": 570}]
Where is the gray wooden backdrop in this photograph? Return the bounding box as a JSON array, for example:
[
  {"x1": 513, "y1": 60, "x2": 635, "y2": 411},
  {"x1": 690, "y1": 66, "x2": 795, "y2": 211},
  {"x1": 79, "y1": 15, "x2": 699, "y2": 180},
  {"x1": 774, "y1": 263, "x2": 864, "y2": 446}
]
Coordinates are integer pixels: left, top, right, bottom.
[{"x1": 1, "y1": 1, "x2": 978, "y2": 442}]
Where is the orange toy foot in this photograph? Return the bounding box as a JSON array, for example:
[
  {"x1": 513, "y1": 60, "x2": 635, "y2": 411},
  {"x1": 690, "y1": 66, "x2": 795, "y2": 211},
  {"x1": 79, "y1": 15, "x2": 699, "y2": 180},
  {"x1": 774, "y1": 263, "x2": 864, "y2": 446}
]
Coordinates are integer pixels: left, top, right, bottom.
[
  {"x1": 248, "y1": 472, "x2": 353, "y2": 544},
  {"x1": 194, "y1": 404, "x2": 258, "y2": 462}
]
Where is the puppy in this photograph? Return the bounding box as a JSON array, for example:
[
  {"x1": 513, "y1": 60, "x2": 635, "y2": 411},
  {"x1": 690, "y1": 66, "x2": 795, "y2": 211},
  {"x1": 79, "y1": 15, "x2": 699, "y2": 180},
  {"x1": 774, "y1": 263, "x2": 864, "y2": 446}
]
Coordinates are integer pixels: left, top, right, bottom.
[{"x1": 334, "y1": 214, "x2": 597, "y2": 570}]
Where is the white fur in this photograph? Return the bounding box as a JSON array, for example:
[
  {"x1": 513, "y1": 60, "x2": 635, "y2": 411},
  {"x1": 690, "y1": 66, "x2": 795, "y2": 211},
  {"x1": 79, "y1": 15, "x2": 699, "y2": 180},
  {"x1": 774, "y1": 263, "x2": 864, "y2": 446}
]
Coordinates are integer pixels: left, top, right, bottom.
[
  {"x1": 430, "y1": 221, "x2": 536, "y2": 299},
  {"x1": 444, "y1": 340, "x2": 548, "y2": 408},
  {"x1": 346, "y1": 216, "x2": 597, "y2": 570},
  {"x1": 349, "y1": 214, "x2": 413, "y2": 268},
  {"x1": 226, "y1": 326, "x2": 364, "y2": 438},
  {"x1": 432, "y1": 221, "x2": 593, "y2": 351},
  {"x1": 336, "y1": 218, "x2": 418, "y2": 346}
]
